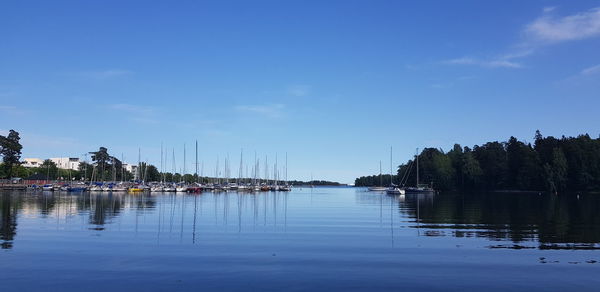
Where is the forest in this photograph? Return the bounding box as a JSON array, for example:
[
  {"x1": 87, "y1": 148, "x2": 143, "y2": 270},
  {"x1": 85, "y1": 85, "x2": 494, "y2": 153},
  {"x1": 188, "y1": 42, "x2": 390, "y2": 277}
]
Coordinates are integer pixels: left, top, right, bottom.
[{"x1": 355, "y1": 131, "x2": 600, "y2": 193}]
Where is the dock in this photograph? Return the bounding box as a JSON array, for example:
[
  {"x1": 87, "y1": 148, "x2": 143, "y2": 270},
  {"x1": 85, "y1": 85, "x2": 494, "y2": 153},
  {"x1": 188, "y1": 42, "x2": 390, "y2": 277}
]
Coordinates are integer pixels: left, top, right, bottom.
[{"x1": 0, "y1": 184, "x2": 28, "y2": 190}]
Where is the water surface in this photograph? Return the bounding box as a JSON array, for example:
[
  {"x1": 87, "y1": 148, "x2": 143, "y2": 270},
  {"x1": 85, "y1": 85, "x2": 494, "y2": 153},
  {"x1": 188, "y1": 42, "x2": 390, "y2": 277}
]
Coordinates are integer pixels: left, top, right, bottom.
[{"x1": 1, "y1": 188, "x2": 599, "y2": 291}]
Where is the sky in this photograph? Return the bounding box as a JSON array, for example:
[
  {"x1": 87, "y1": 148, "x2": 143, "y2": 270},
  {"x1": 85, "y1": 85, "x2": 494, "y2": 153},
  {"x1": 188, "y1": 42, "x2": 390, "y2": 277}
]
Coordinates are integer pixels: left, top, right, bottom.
[{"x1": 1, "y1": 0, "x2": 600, "y2": 184}]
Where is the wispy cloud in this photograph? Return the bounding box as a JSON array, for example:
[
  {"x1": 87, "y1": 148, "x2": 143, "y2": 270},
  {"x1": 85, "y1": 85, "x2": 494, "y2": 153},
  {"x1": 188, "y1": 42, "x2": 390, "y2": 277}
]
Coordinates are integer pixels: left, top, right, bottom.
[
  {"x1": 287, "y1": 85, "x2": 311, "y2": 97},
  {"x1": 81, "y1": 69, "x2": 133, "y2": 80},
  {"x1": 581, "y1": 64, "x2": 600, "y2": 75},
  {"x1": 0, "y1": 105, "x2": 28, "y2": 115},
  {"x1": 525, "y1": 7, "x2": 600, "y2": 43},
  {"x1": 235, "y1": 104, "x2": 285, "y2": 118},
  {"x1": 0, "y1": 105, "x2": 17, "y2": 111},
  {"x1": 444, "y1": 7, "x2": 600, "y2": 70},
  {"x1": 108, "y1": 103, "x2": 155, "y2": 115},
  {"x1": 108, "y1": 103, "x2": 159, "y2": 124},
  {"x1": 443, "y1": 57, "x2": 523, "y2": 69}
]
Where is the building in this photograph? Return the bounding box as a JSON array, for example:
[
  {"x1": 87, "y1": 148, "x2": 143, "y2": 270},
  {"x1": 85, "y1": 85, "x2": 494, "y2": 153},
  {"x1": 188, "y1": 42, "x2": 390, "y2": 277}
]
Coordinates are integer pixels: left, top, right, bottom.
[
  {"x1": 123, "y1": 163, "x2": 138, "y2": 174},
  {"x1": 49, "y1": 157, "x2": 80, "y2": 170},
  {"x1": 22, "y1": 158, "x2": 44, "y2": 168}
]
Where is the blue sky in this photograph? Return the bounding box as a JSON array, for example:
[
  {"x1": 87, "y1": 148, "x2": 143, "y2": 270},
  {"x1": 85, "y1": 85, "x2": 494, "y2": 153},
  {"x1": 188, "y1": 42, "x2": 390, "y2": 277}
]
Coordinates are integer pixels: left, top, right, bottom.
[{"x1": 1, "y1": 1, "x2": 600, "y2": 183}]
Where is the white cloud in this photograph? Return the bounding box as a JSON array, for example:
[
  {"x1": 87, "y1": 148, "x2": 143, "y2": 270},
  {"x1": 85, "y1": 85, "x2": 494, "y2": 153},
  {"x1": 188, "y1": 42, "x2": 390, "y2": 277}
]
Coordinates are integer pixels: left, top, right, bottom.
[
  {"x1": 287, "y1": 85, "x2": 311, "y2": 97},
  {"x1": 581, "y1": 64, "x2": 600, "y2": 75},
  {"x1": 235, "y1": 104, "x2": 285, "y2": 118},
  {"x1": 525, "y1": 7, "x2": 600, "y2": 43},
  {"x1": 443, "y1": 57, "x2": 522, "y2": 69},
  {"x1": 0, "y1": 105, "x2": 28, "y2": 115},
  {"x1": 107, "y1": 103, "x2": 159, "y2": 124},
  {"x1": 444, "y1": 7, "x2": 600, "y2": 70},
  {"x1": 0, "y1": 105, "x2": 17, "y2": 111},
  {"x1": 82, "y1": 69, "x2": 133, "y2": 80},
  {"x1": 108, "y1": 103, "x2": 155, "y2": 115}
]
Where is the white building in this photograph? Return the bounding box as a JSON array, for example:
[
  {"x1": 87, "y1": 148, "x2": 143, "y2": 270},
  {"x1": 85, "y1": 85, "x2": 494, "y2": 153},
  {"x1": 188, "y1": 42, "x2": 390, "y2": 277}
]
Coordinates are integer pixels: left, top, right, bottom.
[
  {"x1": 50, "y1": 157, "x2": 80, "y2": 170},
  {"x1": 123, "y1": 163, "x2": 138, "y2": 174},
  {"x1": 22, "y1": 158, "x2": 44, "y2": 168}
]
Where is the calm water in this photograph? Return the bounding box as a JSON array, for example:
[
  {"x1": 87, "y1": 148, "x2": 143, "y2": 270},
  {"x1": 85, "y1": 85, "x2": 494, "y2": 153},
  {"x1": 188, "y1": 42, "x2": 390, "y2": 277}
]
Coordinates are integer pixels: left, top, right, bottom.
[{"x1": 1, "y1": 188, "x2": 600, "y2": 291}]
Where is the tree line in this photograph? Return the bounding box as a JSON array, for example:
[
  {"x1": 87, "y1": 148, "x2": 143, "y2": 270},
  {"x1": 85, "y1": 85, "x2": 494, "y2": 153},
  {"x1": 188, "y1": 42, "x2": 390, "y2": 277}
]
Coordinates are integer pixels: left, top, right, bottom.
[{"x1": 355, "y1": 131, "x2": 600, "y2": 193}]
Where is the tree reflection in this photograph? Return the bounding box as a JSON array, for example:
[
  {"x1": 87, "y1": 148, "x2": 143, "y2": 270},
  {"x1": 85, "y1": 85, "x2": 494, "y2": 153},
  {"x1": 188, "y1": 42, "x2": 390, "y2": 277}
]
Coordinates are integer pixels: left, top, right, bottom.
[
  {"x1": 0, "y1": 191, "x2": 159, "y2": 249},
  {"x1": 0, "y1": 193, "x2": 19, "y2": 249},
  {"x1": 400, "y1": 192, "x2": 600, "y2": 246}
]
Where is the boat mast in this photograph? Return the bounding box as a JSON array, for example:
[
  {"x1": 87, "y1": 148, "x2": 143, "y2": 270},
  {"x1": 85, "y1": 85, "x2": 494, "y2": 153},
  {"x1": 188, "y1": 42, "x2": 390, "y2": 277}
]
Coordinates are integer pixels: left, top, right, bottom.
[
  {"x1": 285, "y1": 152, "x2": 288, "y2": 186},
  {"x1": 239, "y1": 149, "x2": 243, "y2": 185},
  {"x1": 138, "y1": 148, "x2": 141, "y2": 182},
  {"x1": 274, "y1": 153, "x2": 278, "y2": 187},
  {"x1": 416, "y1": 148, "x2": 419, "y2": 187},
  {"x1": 195, "y1": 140, "x2": 198, "y2": 183},
  {"x1": 121, "y1": 153, "x2": 124, "y2": 183},
  {"x1": 172, "y1": 148, "x2": 176, "y2": 183},
  {"x1": 379, "y1": 160, "x2": 382, "y2": 187},
  {"x1": 389, "y1": 146, "x2": 393, "y2": 186}
]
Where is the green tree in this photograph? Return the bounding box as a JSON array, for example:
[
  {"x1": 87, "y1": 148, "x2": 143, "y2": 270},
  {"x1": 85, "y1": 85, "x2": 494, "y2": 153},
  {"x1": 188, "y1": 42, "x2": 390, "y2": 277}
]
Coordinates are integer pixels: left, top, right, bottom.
[
  {"x1": 473, "y1": 141, "x2": 507, "y2": 190},
  {"x1": 448, "y1": 144, "x2": 465, "y2": 189},
  {"x1": 42, "y1": 160, "x2": 59, "y2": 180},
  {"x1": 144, "y1": 164, "x2": 160, "y2": 182},
  {"x1": 543, "y1": 148, "x2": 568, "y2": 193},
  {"x1": 0, "y1": 130, "x2": 23, "y2": 178},
  {"x1": 462, "y1": 149, "x2": 483, "y2": 189}
]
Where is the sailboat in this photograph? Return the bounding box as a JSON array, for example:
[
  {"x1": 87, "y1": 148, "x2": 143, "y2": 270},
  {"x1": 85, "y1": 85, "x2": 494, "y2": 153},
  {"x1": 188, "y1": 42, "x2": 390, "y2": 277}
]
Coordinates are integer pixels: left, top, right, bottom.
[
  {"x1": 404, "y1": 148, "x2": 434, "y2": 194},
  {"x1": 278, "y1": 153, "x2": 291, "y2": 191},
  {"x1": 386, "y1": 147, "x2": 405, "y2": 195},
  {"x1": 368, "y1": 160, "x2": 387, "y2": 191}
]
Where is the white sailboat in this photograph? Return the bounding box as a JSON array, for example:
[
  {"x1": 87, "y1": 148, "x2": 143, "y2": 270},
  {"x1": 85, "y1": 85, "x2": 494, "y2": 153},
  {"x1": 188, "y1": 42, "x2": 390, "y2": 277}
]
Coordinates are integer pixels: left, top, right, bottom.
[
  {"x1": 404, "y1": 148, "x2": 434, "y2": 194},
  {"x1": 386, "y1": 147, "x2": 405, "y2": 195},
  {"x1": 368, "y1": 160, "x2": 387, "y2": 191}
]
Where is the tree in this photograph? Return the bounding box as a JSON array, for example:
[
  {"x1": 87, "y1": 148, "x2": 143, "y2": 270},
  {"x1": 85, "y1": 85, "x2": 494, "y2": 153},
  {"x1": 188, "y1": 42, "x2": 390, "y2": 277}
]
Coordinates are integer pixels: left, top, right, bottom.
[
  {"x1": 473, "y1": 141, "x2": 507, "y2": 190},
  {"x1": 448, "y1": 144, "x2": 465, "y2": 189},
  {"x1": 90, "y1": 147, "x2": 110, "y2": 181},
  {"x1": 462, "y1": 149, "x2": 483, "y2": 189},
  {"x1": 0, "y1": 130, "x2": 23, "y2": 178},
  {"x1": 144, "y1": 164, "x2": 160, "y2": 182},
  {"x1": 42, "y1": 159, "x2": 59, "y2": 180},
  {"x1": 543, "y1": 148, "x2": 568, "y2": 193}
]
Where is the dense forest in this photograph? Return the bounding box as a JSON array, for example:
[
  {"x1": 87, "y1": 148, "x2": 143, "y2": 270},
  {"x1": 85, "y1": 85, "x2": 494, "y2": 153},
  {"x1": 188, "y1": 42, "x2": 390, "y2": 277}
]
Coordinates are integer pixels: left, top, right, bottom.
[{"x1": 355, "y1": 131, "x2": 600, "y2": 193}]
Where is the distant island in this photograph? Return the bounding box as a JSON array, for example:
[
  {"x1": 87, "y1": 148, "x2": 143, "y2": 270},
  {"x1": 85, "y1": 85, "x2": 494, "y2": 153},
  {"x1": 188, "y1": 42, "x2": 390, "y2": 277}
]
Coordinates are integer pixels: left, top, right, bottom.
[
  {"x1": 288, "y1": 180, "x2": 347, "y2": 187},
  {"x1": 355, "y1": 131, "x2": 600, "y2": 194}
]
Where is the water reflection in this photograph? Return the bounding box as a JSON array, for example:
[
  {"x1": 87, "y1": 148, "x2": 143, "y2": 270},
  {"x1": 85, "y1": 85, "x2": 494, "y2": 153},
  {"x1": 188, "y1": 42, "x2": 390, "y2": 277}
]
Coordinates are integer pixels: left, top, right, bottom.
[
  {"x1": 0, "y1": 190, "x2": 294, "y2": 249},
  {"x1": 395, "y1": 192, "x2": 600, "y2": 249},
  {"x1": 4, "y1": 189, "x2": 600, "y2": 250}
]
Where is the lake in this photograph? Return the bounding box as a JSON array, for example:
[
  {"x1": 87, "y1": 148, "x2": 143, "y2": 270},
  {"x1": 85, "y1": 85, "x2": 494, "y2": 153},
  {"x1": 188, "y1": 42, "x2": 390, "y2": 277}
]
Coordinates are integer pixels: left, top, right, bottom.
[{"x1": 1, "y1": 187, "x2": 600, "y2": 291}]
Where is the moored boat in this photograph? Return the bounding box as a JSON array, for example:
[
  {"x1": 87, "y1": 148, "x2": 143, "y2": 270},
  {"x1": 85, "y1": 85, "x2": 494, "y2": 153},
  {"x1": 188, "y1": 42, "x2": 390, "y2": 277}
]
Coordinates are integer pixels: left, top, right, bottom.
[{"x1": 386, "y1": 187, "x2": 405, "y2": 195}]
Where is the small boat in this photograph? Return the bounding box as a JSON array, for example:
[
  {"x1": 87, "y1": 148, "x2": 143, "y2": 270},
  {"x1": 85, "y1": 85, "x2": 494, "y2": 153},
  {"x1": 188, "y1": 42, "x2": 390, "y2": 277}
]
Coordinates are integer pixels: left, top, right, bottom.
[
  {"x1": 150, "y1": 186, "x2": 164, "y2": 192},
  {"x1": 112, "y1": 184, "x2": 128, "y2": 192},
  {"x1": 187, "y1": 186, "x2": 202, "y2": 193},
  {"x1": 128, "y1": 186, "x2": 144, "y2": 193},
  {"x1": 404, "y1": 186, "x2": 434, "y2": 194},
  {"x1": 368, "y1": 186, "x2": 387, "y2": 192},
  {"x1": 386, "y1": 187, "x2": 405, "y2": 195},
  {"x1": 176, "y1": 186, "x2": 188, "y2": 192},
  {"x1": 42, "y1": 184, "x2": 54, "y2": 191},
  {"x1": 68, "y1": 186, "x2": 87, "y2": 192},
  {"x1": 369, "y1": 161, "x2": 387, "y2": 192},
  {"x1": 90, "y1": 185, "x2": 102, "y2": 192}
]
